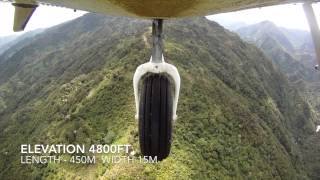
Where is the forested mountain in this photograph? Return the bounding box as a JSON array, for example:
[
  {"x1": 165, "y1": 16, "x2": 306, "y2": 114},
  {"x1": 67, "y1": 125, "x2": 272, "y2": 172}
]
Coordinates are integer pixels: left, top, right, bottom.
[
  {"x1": 0, "y1": 14, "x2": 319, "y2": 179},
  {"x1": 214, "y1": 20, "x2": 314, "y2": 64},
  {"x1": 236, "y1": 21, "x2": 320, "y2": 120},
  {"x1": 0, "y1": 35, "x2": 18, "y2": 54},
  {"x1": 0, "y1": 29, "x2": 44, "y2": 55},
  {"x1": 235, "y1": 22, "x2": 320, "y2": 179}
]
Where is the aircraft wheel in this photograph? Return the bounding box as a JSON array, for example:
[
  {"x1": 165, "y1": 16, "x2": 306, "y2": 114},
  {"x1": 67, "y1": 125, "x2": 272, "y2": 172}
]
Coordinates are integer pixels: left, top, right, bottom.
[{"x1": 139, "y1": 74, "x2": 173, "y2": 161}]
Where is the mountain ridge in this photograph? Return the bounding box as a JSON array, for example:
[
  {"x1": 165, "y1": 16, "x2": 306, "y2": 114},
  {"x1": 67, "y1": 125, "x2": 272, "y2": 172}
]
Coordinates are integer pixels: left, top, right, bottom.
[
  {"x1": 235, "y1": 20, "x2": 320, "y2": 119},
  {"x1": 0, "y1": 14, "x2": 318, "y2": 179}
]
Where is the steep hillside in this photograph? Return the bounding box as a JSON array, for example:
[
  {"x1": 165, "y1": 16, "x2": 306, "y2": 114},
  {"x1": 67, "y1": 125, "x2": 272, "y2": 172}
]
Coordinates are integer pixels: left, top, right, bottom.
[
  {"x1": 236, "y1": 21, "x2": 320, "y2": 119},
  {"x1": 0, "y1": 35, "x2": 18, "y2": 51},
  {"x1": 0, "y1": 14, "x2": 319, "y2": 179},
  {"x1": 0, "y1": 29, "x2": 44, "y2": 55},
  {"x1": 237, "y1": 21, "x2": 316, "y2": 66},
  {"x1": 237, "y1": 21, "x2": 295, "y2": 54}
]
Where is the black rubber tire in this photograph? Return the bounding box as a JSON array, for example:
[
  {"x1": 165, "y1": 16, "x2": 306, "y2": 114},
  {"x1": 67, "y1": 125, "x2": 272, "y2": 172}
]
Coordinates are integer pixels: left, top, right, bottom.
[{"x1": 139, "y1": 74, "x2": 173, "y2": 161}]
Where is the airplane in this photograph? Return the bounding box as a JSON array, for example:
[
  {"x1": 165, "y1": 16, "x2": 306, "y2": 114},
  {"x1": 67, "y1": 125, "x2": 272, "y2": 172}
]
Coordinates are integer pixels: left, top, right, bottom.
[{"x1": 2, "y1": 0, "x2": 320, "y2": 160}]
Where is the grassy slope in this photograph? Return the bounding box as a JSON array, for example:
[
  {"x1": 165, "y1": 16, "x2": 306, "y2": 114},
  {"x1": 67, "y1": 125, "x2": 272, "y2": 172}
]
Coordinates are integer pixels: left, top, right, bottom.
[{"x1": 0, "y1": 15, "x2": 318, "y2": 179}]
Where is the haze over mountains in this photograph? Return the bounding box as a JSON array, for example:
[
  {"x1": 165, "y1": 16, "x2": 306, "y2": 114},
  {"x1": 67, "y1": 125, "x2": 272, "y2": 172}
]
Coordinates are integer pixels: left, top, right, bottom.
[
  {"x1": 0, "y1": 35, "x2": 17, "y2": 49},
  {"x1": 232, "y1": 22, "x2": 320, "y2": 176},
  {"x1": 231, "y1": 21, "x2": 320, "y2": 120},
  {"x1": 0, "y1": 29, "x2": 44, "y2": 55},
  {"x1": 0, "y1": 14, "x2": 319, "y2": 179},
  {"x1": 236, "y1": 21, "x2": 315, "y2": 67}
]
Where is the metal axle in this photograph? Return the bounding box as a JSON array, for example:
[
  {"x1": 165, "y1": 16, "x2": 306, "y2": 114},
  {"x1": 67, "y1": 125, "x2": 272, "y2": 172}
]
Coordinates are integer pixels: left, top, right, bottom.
[{"x1": 151, "y1": 19, "x2": 164, "y2": 63}]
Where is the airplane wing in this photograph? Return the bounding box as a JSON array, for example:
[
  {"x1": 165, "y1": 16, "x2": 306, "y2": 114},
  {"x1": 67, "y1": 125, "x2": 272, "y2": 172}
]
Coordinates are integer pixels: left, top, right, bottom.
[
  {"x1": 11, "y1": 3, "x2": 38, "y2": 32},
  {"x1": 3, "y1": 0, "x2": 316, "y2": 19},
  {"x1": 1, "y1": 0, "x2": 320, "y2": 68}
]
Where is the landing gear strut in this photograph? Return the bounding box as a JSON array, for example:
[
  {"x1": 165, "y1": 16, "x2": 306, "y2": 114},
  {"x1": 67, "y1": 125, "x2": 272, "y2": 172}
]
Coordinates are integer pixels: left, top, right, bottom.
[
  {"x1": 133, "y1": 19, "x2": 180, "y2": 160},
  {"x1": 303, "y1": 2, "x2": 320, "y2": 70}
]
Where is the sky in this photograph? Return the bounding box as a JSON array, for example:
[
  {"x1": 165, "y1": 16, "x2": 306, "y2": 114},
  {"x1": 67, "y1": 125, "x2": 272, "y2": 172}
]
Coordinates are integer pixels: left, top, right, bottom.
[
  {"x1": 208, "y1": 3, "x2": 320, "y2": 31},
  {"x1": 0, "y1": 2, "x2": 320, "y2": 37},
  {"x1": 0, "y1": 2, "x2": 86, "y2": 37}
]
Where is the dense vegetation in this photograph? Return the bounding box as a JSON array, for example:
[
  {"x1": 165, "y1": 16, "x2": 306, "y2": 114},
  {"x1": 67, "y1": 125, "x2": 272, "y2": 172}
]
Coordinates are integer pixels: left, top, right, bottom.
[
  {"x1": 236, "y1": 21, "x2": 320, "y2": 119},
  {"x1": 0, "y1": 15, "x2": 319, "y2": 179},
  {"x1": 236, "y1": 21, "x2": 320, "y2": 180}
]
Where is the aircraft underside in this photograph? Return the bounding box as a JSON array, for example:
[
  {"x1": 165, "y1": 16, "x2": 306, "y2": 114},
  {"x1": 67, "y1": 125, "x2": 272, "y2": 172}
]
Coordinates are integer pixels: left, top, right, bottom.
[{"x1": 1, "y1": 0, "x2": 319, "y2": 160}]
